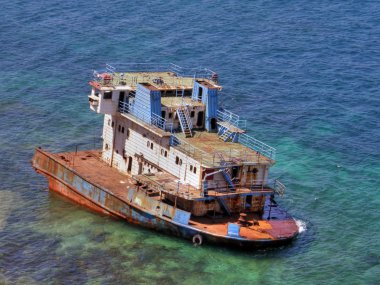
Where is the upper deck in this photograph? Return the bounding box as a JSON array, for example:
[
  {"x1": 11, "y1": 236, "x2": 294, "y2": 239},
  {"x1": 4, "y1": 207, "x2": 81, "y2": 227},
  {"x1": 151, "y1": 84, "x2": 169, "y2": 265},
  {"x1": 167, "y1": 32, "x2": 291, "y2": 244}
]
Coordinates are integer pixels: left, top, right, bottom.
[
  {"x1": 91, "y1": 63, "x2": 218, "y2": 91},
  {"x1": 172, "y1": 131, "x2": 273, "y2": 167},
  {"x1": 88, "y1": 63, "x2": 276, "y2": 167}
]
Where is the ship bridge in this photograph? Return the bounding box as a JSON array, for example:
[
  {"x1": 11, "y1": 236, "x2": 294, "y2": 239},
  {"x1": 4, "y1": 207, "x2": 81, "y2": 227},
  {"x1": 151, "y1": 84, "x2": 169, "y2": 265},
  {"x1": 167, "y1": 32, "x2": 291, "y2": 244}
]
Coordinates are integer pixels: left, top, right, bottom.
[{"x1": 87, "y1": 63, "x2": 277, "y2": 198}]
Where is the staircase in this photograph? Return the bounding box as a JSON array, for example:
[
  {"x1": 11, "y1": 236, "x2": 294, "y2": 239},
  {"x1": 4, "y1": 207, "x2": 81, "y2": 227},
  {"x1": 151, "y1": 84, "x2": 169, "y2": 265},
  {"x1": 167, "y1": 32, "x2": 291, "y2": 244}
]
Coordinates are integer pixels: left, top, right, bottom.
[
  {"x1": 216, "y1": 196, "x2": 231, "y2": 216},
  {"x1": 221, "y1": 168, "x2": 236, "y2": 191},
  {"x1": 218, "y1": 125, "x2": 236, "y2": 142},
  {"x1": 216, "y1": 152, "x2": 236, "y2": 191},
  {"x1": 177, "y1": 107, "x2": 193, "y2": 138},
  {"x1": 219, "y1": 129, "x2": 235, "y2": 142}
]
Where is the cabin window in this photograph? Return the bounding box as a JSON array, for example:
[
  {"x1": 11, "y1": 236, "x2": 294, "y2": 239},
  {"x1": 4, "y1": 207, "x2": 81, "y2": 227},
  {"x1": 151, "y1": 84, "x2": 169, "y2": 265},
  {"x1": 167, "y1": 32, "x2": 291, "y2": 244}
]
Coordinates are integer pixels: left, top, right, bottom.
[
  {"x1": 164, "y1": 150, "x2": 168, "y2": 157},
  {"x1": 127, "y1": 157, "x2": 132, "y2": 173},
  {"x1": 210, "y1": 118, "x2": 217, "y2": 130},
  {"x1": 190, "y1": 111, "x2": 195, "y2": 118},
  {"x1": 103, "y1": 91, "x2": 112, "y2": 99},
  {"x1": 119, "y1": 91, "x2": 125, "y2": 101},
  {"x1": 232, "y1": 167, "x2": 239, "y2": 178},
  {"x1": 126, "y1": 129, "x2": 130, "y2": 139},
  {"x1": 116, "y1": 149, "x2": 119, "y2": 154},
  {"x1": 193, "y1": 167, "x2": 197, "y2": 174},
  {"x1": 190, "y1": 165, "x2": 193, "y2": 171},
  {"x1": 252, "y1": 168, "x2": 258, "y2": 174},
  {"x1": 169, "y1": 112, "x2": 173, "y2": 119},
  {"x1": 175, "y1": 156, "x2": 179, "y2": 165},
  {"x1": 105, "y1": 143, "x2": 109, "y2": 150},
  {"x1": 111, "y1": 121, "x2": 114, "y2": 128},
  {"x1": 196, "y1": 111, "x2": 204, "y2": 127},
  {"x1": 198, "y1": 86, "x2": 203, "y2": 100},
  {"x1": 122, "y1": 127, "x2": 125, "y2": 133},
  {"x1": 246, "y1": 195, "x2": 253, "y2": 207},
  {"x1": 150, "y1": 143, "x2": 154, "y2": 150},
  {"x1": 161, "y1": 111, "x2": 166, "y2": 119}
]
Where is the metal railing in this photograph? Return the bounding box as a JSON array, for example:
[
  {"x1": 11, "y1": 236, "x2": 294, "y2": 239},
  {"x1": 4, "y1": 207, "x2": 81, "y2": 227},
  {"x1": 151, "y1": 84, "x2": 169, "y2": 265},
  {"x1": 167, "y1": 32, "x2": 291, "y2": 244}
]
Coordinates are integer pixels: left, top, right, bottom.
[
  {"x1": 96, "y1": 63, "x2": 216, "y2": 78},
  {"x1": 119, "y1": 101, "x2": 169, "y2": 132},
  {"x1": 169, "y1": 134, "x2": 269, "y2": 167},
  {"x1": 273, "y1": 179, "x2": 286, "y2": 196},
  {"x1": 201, "y1": 178, "x2": 285, "y2": 197},
  {"x1": 133, "y1": 173, "x2": 285, "y2": 199},
  {"x1": 217, "y1": 108, "x2": 275, "y2": 160},
  {"x1": 217, "y1": 109, "x2": 247, "y2": 130},
  {"x1": 238, "y1": 133, "x2": 276, "y2": 160},
  {"x1": 151, "y1": 113, "x2": 167, "y2": 130}
]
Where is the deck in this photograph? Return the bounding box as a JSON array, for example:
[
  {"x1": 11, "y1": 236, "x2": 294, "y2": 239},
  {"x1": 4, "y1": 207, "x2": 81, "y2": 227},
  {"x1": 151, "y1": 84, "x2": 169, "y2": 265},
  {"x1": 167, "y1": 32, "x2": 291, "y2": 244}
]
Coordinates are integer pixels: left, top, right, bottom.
[
  {"x1": 40, "y1": 149, "x2": 297, "y2": 242},
  {"x1": 95, "y1": 71, "x2": 209, "y2": 90},
  {"x1": 161, "y1": 96, "x2": 204, "y2": 108},
  {"x1": 173, "y1": 131, "x2": 273, "y2": 167},
  {"x1": 133, "y1": 171, "x2": 273, "y2": 200}
]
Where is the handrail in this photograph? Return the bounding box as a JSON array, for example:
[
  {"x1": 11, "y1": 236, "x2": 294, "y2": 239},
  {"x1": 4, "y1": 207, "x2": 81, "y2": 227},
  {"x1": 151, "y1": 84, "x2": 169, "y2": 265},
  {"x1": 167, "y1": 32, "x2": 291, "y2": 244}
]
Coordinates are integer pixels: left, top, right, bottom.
[
  {"x1": 273, "y1": 179, "x2": 286, "y2": 196},
  {"x1": 95, "y1": 63, "x2": 216, "y2": 78},
  {"x1": 201, "y1": 178, "x2": 284, "y2": 197},
  {"x1": 217, "y1": 109, "x2": 247, "y2": 130},
  {"x1": 133, "y1": 174, "x2": 284, "y2": 199},
  {"x1": 170, "y1": 134, "x2": 269, "y2": 167},
  {"x1": 118, "y1": 101, "x2": 169, "y2": 131},
  {"x1": 238, "y1": 133, "x2": 276, "y2": 160}
]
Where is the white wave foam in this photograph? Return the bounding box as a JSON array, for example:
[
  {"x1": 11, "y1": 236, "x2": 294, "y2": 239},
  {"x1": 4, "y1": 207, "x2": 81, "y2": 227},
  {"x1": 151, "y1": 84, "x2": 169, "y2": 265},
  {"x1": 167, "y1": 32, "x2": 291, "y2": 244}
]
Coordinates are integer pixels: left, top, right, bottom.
[{"x1": 295, "y1": 219, "x2": 307, "y2": 233}]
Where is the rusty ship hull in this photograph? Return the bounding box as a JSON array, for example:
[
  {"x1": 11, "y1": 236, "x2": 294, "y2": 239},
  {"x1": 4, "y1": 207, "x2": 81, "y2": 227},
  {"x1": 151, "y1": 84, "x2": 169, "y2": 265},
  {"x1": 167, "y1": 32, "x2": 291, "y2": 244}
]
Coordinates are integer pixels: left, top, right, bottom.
[{"x1": 32, "y1": 148, "x2": 298, "y2": 248}]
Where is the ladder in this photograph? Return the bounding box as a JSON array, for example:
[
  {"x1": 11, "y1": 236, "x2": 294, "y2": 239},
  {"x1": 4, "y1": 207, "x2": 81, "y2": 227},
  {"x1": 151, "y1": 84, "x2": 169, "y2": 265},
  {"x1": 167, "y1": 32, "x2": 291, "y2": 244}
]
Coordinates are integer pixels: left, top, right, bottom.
[
  {"x1": 216, "y1": 152, "x2": 236, "y2": 190},
  {"x1": 216, "y1": 196, "x2": 231, "y2": 216},
  {"x1": 219, "y1": 129, "x2": 235, "y2": 142},
  {"x1": 176, "y1": 107, "x2": 193, "y2": 138}
]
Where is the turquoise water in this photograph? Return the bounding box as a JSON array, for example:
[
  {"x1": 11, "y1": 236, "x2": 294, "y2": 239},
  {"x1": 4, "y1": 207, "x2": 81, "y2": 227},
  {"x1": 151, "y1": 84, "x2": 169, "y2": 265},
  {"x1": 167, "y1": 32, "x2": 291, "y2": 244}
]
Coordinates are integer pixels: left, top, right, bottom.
[{"x1": 1, "y1": 1, "x2": 379, "y2": 284}]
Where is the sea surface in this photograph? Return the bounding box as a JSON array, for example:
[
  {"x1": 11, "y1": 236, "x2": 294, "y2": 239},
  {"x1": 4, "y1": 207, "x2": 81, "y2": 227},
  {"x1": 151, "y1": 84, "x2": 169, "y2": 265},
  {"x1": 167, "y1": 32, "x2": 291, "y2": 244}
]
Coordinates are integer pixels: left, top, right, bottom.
[{"x1": 1, "y1": 1, "x2": 379, "y2": 284}]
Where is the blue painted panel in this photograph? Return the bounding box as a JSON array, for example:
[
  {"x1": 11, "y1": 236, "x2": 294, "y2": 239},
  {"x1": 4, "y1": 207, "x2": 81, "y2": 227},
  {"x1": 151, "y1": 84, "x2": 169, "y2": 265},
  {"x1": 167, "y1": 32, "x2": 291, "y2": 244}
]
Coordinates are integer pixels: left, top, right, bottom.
[
  {"x1": 133, "y1": 84, "x2": 153, "y2": 123},
  {"x1": 131, "y1": 207, "x2": 154, "y2": 223},
  {"x1": 192, "y1": 81, "x2": 202, "y2": 100},
  {"x1": 99, "y1": 191, "x2": 106, "y2": 205},
  {"x1": 150, "y1": 90, "x2": 161, "y2": 116},
  {"x1": 227, "y1": 223, "x2": 240, "y2": 237},
  {"x1": 72, "y1": 175, "x2": 83, "y2": 194},
  {"x1": 133, "y1": 84, "x2": 162, "y2": 124},
  {"x1": 205, "y1": 88, "x2": 218, "y2": 131},
  {"x1": 173, "y1": 209, "x2": 191, "y2": 225}
]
